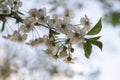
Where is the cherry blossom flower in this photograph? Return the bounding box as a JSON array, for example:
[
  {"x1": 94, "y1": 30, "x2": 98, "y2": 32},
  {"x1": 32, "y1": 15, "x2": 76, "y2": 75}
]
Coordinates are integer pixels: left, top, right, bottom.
[
  {"x1": 80, "y1": 15, "x2": 91, "y2": 35},
  {"x1": 13, "y1": 0, "x2": 22, "y2": 11},
  {"x1": 18, "y1": 25, "x2": 29, "y2": 33},
  {"x1": 48, "y1": 14, "x2": 60, "y2": 28},
  {"x1": 6, "y1": 0, "x2": 22, "y2": 11},
  {"x1": 0, "y1": 4, "x2": 10, "y2": 14},
  {"x1": 3, "y1": 31, "x2": 27, "y2": 42},
  {"x1": 54, "y1": 17, "x2": 73, "y2": 34},
  {"x1": 28, "y1": 8, "x2": 38, "y2": 17},
  {"x1": 38, "y1": 8, "x2": 46, "y2": 17},
  {"x1": 21, "y1": 17, "x2": 37, "y2": 32},
  {"x1": 38, "y1": 16, "x2": 49, "y2": 24},
  {"x1": 66, "y1": 26, "x2": 84, "y2": 44}
]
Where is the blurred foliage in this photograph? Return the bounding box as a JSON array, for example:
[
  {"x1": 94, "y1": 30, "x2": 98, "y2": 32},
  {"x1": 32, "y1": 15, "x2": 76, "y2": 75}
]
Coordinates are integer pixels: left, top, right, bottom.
[
  {"x1": 0, "y1": 44, "x2": 74, "y2": 80},
  {"x1": 98, "y1": 0, "x2": 120, "y2": 27},
  {"x1": 104, "y1": 11, "x2": 120, "y2": 26},
  {"x1": 45, "y1": 0, "x2": 120, "y2": 27}
]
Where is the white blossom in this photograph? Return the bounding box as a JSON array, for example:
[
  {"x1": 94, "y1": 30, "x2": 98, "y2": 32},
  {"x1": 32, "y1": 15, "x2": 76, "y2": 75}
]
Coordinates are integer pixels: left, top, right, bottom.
[
  {"x1": 28, "y1": 8, "x2": 38, "y2": 17},
  {"x1": 55, "y1": 17, "x2": 72, "y2": 34},
  {"x1": 18, "y1": 25, "x2": 28, "y2": 33},
  {"x1": 2, "y1": 30, "x2": 27, "y2": 42},
  {"x1": 22, "y1": 17, "x2": 37, "y2": 32},
  {"x1": 6, "y1": 0, "x2": 22, "y2": 11},
  {"x1": 48, "y1": 14, "x2": 60, "y2": 28},
  {"x1": 80, "y1": 15, "x2": 91, "y2": 34},
  {"x1": 0, "y1": 4, "x2": 10, "y2": 14},
  {"x1": 38, "y1": 16, "x2": 49, "y2": 24},
  {"x1": 38, "y1": 8, "x2": 46, "y2": 17},
  {"x1": 66, "y1": 26, "x2": 84, "y2": 44}
]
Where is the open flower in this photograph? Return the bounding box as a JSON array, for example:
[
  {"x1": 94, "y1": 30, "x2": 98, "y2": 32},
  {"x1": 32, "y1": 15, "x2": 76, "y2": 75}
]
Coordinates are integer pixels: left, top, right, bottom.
[
  {"x1": 37, "y1": 8, "x2": 48, "y2": 24},
  {"x1": 18, "y1": 25, "x2": 29, "y2": 33},
  {"x1": 55, "y1": 17, "x2": 73, "y2": 34},
  {"x1": 28, "y1": 8, "x2": 38, "y2": 17},
  {"x1": 38, "y1": 16, "x2": 49, "y2": 24},
  {"x1": 21, "y1": 17, "x2": 36, "y2": 32},
  {"x1": 80, "y1": 15, "x2": 91, "y2": 35},
  {"x1": 3, "y1": 31, "x2": 27, "y2": 42},
  {"x1": 66, "y1": 26, "x2": 85, "y2": 44},
  {"x1": 6, "y1": 0, "x2": 22, "y2": 11},
  {"x1": 48, "y1": 14, "x2": 60, "y2": 28},
  {"x1": 0, "y1": 4, "x2": 10, "y2": 14},
  {"x1": 80, "y1": 15, "x2": 90, "y2": 26},
  {"x1": 13, "y1": 0, "x2": 22, "y2": 11}
]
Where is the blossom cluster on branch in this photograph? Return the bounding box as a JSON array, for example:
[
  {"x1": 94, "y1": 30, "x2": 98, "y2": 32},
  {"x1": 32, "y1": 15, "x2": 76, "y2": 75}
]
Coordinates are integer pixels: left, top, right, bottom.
[{"x1": 0, "y1": 0, "x2": 103, "y2": 63}]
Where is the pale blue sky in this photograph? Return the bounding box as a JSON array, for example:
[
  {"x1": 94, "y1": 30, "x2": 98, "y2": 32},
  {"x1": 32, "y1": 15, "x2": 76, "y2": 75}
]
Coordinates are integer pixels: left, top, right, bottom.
[{"x1": 0, "y1": 0, "x2": 120, "y2": 80}]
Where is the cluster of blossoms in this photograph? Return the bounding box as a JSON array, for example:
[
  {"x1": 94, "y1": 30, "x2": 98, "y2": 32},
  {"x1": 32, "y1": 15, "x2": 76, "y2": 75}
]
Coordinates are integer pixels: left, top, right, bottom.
[
  {"x1": 0, "y1": 0, "x2": 101, "y2": 63},
  {"x1": 0, "y1": 0, "x2": 22, "y2": 14}
]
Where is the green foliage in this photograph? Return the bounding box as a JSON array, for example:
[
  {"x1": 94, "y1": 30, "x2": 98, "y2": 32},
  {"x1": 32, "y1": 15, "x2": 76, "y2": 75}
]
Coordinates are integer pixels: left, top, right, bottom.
[
  {"x1": 88, "y1": 36, "x2": 101, "y2": 40},
  {"x1": 83, "y1": 41, "x2": 92, "y2": 58},
  {"x1": 84, "y1": 38, "x2": 103, "y2": 58},
  {"x1": 104, "y1": 12, "x2": 120, "y2": 26},
  {"x1": 86, "y1": 38, "x2": 103, "y2": 51},
  {"x1": 83, "y1": 19, "x2": 103, "y2": 58},
  {"x1": 89, "y1": 40, "x2": 102, "y2": 51},
  {"x1": 0, "y1": 0, "x2": 5, "y2": 3},
  {"x1": 87, "y1": 18, "x2": 102, "y2": 35},
  {"x1": 83, "y1": 36, "x2": 103, "y2": 58}
]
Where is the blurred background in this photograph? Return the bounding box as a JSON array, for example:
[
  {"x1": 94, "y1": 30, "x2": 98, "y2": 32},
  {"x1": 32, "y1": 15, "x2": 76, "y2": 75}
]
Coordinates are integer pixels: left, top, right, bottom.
[{"x1": 0, "y1": 0, "x2": 120, "y2": 80}]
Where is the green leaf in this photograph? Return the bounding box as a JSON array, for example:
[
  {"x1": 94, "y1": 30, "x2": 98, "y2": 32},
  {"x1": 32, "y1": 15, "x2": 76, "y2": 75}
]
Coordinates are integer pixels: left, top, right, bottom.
[
  {"x1": 83, "y1": 42, "x2": 92, "y2": 58},
  {"x1": 89, "y1": 40, "x2": 103, "y2": 51},
  {"x1": 1, "y1": 20, "x2": 5, "y2": 32},
  {"x1": 87, "y1": 18, "x2": 102, "y2": 35},
  {"x1": 89, "y1": 36, "x2": 101, "y2": 40},
  {"x1": 0, "y1": 0, "x2": 5, "y2": 3}
]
